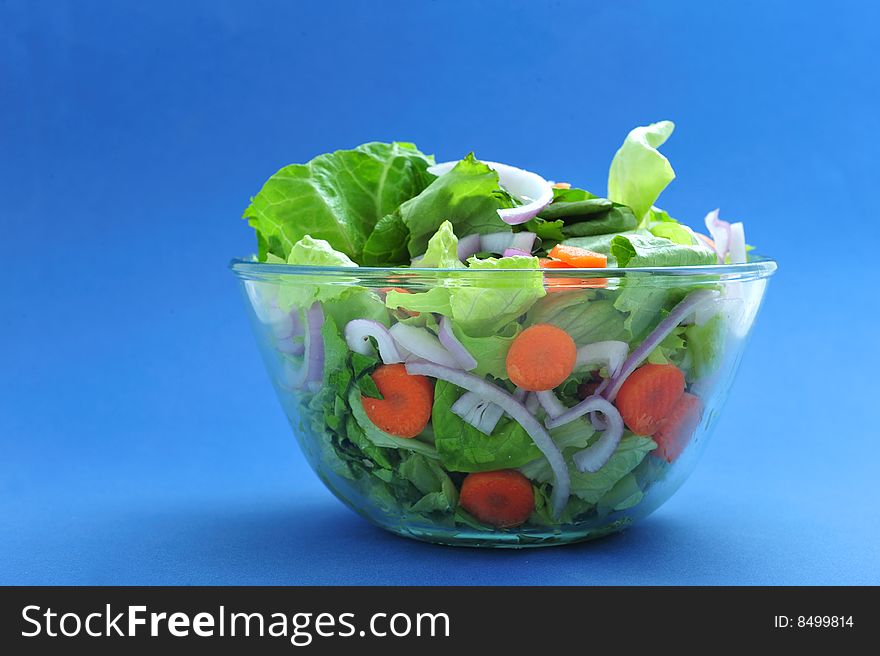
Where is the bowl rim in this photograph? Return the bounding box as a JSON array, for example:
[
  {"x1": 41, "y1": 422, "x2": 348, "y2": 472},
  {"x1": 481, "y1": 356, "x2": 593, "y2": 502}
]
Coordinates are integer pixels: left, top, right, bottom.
[{"x1": 230, "y1": 255, "x2": 777, "y2": 282}]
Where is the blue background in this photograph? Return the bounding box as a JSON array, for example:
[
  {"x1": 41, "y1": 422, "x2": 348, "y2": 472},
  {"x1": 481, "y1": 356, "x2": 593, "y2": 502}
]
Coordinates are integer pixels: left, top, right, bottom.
[{"x1": 2, "y1": 0, "x2": 878, "y2": 585}]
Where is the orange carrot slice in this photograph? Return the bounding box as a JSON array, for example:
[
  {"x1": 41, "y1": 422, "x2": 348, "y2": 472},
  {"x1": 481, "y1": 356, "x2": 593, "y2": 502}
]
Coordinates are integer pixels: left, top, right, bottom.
[
  {"x1": 361, "y1": 364, "x2": 433, "y2": 438},
  {"x1": 460, "y1": 470, "x2": 535, "y2": 527},
  {"x1": 506, "y1": 324, "x2": 576, "y2": 391},
  {"x1": 615, "y1": 363, "x2": 685, "y2": 435},
  {"x1": 653, "y1": 393, "x2": 702, "y2": 462},
  {"x1": 548, "y1": 244, "x2": 608, "y2": 268}
]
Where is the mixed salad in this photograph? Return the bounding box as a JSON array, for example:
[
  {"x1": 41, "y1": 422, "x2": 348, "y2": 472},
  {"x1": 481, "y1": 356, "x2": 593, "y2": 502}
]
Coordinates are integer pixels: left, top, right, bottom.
[{"x1": 241, "y1": 121, "x2": 752, "y2": 533}]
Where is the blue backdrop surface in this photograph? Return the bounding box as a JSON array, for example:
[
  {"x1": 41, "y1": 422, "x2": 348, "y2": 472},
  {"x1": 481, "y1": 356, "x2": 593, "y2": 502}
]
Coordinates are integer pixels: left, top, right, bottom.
[{"x1": 2, "y1": 0, "x2": 878, "y2": 585}]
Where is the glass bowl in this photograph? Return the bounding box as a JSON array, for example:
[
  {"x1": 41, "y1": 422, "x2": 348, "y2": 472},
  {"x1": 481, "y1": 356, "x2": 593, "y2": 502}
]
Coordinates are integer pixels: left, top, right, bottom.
[{"x1": 231, "y1": 258, "x2": 776, "y2": 548}]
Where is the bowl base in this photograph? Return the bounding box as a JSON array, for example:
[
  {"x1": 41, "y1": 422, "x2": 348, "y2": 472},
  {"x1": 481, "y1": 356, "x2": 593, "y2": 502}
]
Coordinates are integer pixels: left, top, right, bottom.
[{"x1": 375, "y1": 518, "x2": 632, "y2": 549}]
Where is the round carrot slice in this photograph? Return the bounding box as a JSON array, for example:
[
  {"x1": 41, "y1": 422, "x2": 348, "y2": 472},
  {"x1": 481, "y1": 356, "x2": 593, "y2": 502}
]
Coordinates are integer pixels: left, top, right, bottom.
[
  {"x1": 361, "y1": 363, "x2": 433, "y2": 438},
  {"x1": 615, "y1": 363, "x2": 685, "y2": 435},
  {"x1": 653, "y1": 393, "x2": 703, "y2": 462},
  {"x1": 460, "y1": 470, "x2": 535, "y2": 528},
  {"x1": 506, "y1": 324, "x2": 577, "y2": 391}
]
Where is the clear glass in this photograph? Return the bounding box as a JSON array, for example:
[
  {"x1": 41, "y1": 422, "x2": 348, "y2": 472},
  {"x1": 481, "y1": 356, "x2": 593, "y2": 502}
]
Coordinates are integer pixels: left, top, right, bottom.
[{"x1": 231, "y1": 258, "x2": 776, "y2": 547}]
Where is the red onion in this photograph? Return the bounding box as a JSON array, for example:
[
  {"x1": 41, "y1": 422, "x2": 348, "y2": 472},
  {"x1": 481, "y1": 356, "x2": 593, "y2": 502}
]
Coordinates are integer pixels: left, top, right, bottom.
[
  {"x1": 390, "y1": 323, "x2": 460, "y2": 368},
  {"x1": 281, "y1": 303, "x2": 325, "y2": 389},
  {"x1": 480, "y1": 231, "x2": 536, "y2": 255},
  {"x1": 511, "y1": 231, "x2": 537, "y2": 252},
  {"x1": 438, "y1": 317, "x2": 477, "y2": 370},
  {"x1": 428, "y1": 160, "x2": 553, "y2": 225},
  {"x1": 452, "y1": 391, "x2": 504, "y2": 435},
  {"x1": 405, "y1": 361, "x2": 570, "y2": 516},
  {"x1": 503, "y1": 247, "x2": 532, "y2": 258},
  {"x1": 728, "y1": 221, "x2": 746, "y2": 264},
  {"x1": 304, "y1": 303, "x2": 325, "y2": 385},
  {"x1": 277, "y1": 339, "x2": 305, "y2": 356},
  {"x1": 704, "y1": 209, "x2": 730, "y2": 264},
  {"x1": 575, "y1": 341, "x2": 629, "y2": 378},
  {"x1": 344, "y1": 319, "x2": 403, "y2": 364},
  {"x1": 603, "y1": 290, "x2": 719, "y2": 402},
  {"x1": 536, "y1": 390, "x2": 567, "y2": 418},
  {"x1": 570, "y1": 398, "x2": 625, "y2": 473},
  {"x1": 540, "y1": 394, "x2": 623, "y2": 472},
  {"x1": 525, "y1": 392, "x2": 540, "y2": 415},
  {"x1": 456, "y1": 234, "x2": 482, "y2": 261}
]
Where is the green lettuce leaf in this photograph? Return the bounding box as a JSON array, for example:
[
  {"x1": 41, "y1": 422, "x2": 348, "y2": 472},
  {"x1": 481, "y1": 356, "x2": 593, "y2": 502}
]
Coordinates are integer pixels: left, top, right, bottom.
[
  {"x1": 525, "y1": 291, "x2": 628, "y2": 345},
  {"x1": 277, "y1": 236, "x2": 358, "y2": 309},
  {"x1": 611, "y1": 233, "x2": 716, "y2": 268},
  {"x1": 684, "y1": 313, "x2": 727, "y2": 381},
  {"x1": 362, "y1": 154, "x2": 513, "y2": 265},
  {"x1": 560, "y1": 229, "x2": 648, "y2": 266},
  {"x1": 537, "y1": 187, "x2": 638, "y2": 240},
  {"x1": 244, "y1": 142, "x2": 433, "y2": 261},
  {"x1": 449, "y1": 322, "x2": 520, "y2": 379},
  {"x1": 348, "y1": 388, "x2": 440, "y2": 459},
  {"x1": 416, "y1": 220, "x2": 465, "y2": 269},
  {"x1": 523, "y1": 434, "x2": 656, "y2": 504},
  {"x1": 607, "y1": 121, "x2": 676, "y2": 222},
  {"x1": 432, "y1": 380, "x2": 541, "y2": 472},
  {"x1": 611, "y1": 278, "x2": 688, "y2": 341},
  {"x1": 450, "y1": 255, "x2": 545, "y2": 336}
]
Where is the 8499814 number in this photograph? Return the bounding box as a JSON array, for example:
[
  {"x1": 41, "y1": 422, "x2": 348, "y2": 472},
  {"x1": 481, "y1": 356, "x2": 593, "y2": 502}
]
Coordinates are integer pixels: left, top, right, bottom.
[{"x1": 798, "y1": 616, "x2": 853, "y2": 628}]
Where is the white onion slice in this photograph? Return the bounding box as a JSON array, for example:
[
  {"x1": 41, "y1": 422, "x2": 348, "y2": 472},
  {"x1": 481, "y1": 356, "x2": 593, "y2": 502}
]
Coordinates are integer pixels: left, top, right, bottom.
[
  {"x1": 390, "y1": 323, "x2": 460, "y2": 368},
  {"x1": 438, "y1": 317, "x2": 478, "y2": 370},
  {"x1": 536, "y1": 390, "x2": 567, "y2": 418},
  {"x1": 405, "y1": 362, "x2": 570, "y2": 517},
  {"x1": 575, "y1": 341, "x2": 629, "y2": 378},
  {"x1": 428, "y1": 160, "x2": 553, "y2": 225},
  {"x1": 344, "y1": 319, "x2": 403, "y2": 364}
]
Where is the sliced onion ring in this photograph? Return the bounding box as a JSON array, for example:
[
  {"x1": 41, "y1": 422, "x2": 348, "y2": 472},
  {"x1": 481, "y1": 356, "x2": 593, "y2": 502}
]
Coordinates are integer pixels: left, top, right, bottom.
[
  {"x1": 438, "y1": 317, "x2": 477, "y2": 370},
  {"x1": 704, "y1": 209, "x2": 730, "y2": 264},
  {"x1": 452, "y1": 391, "x2": 504, "y2": 435},
  {"x1": 428, "y1": 160, "x2": 553, "y2": 225},
  {"x1": 281, "y1": 303, "x2": 325, "y2": 389},
  {"x1": 456, "y1": 233, "x2": 482, "y2": 261},
  {"x1": 344, "y1": 319, "x2": 403, "y2": 364},
  {"x1": 503, "y1": 247, "x2": 532, "y2": 258},
  {"x1": 575, "y1": 341, "x2": 629, "y2": 378},
  {"x1": 390, "y1": 323, "x2": 460, "y2": 368},
  {"x1": 728, "y1": 221, "x2": 747, "y2": 264},
  {"x1": 536, "y1": 390, "x2": 567, "y2": 418},
  {"x1": 405, "y1": 362, "x2": 570, "y2": 517},
  {"x1": 570, "y1": 398, "x2": 625, "y2": 473}
]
